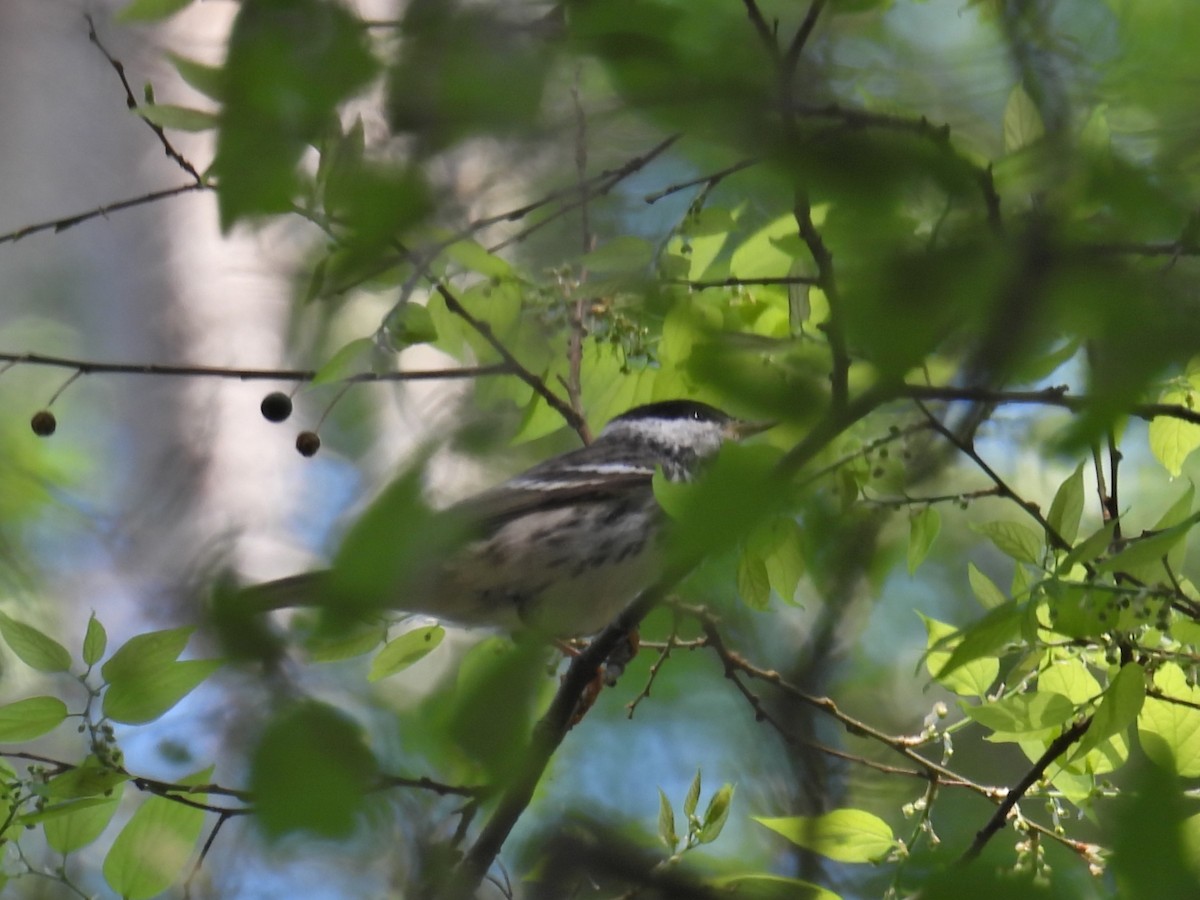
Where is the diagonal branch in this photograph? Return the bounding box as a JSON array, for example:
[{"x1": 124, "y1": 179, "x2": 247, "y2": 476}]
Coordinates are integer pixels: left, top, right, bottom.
[
  {"x1": 434, "y1": 283, "x2": 589, "y2": 441},
  {"x1": 960, "y1": 716, "x2": 1093, "y2": 862}
]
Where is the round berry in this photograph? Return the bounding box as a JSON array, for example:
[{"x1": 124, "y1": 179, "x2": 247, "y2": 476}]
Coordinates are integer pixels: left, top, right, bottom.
[
  {"x1": 30, "y1": 410, "x2": 57, "y2": 437},
  {"x1": 296, "y1": 431, "x2": 321, "y2": 457},
  {"x1": 260, "y1": 391, "x2": 293, "y2": 423}
]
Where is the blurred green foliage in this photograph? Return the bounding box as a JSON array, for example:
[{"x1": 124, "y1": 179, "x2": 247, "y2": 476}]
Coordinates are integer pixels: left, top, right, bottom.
[{"x1": 7, "y1": 0, "x2": 1200, "y2": 896}]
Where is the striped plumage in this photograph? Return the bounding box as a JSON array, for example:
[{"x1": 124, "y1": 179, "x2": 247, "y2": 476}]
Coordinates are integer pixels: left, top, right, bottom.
[{"x1": 252, "y1": 401, "x2": 759, "y2": 636}]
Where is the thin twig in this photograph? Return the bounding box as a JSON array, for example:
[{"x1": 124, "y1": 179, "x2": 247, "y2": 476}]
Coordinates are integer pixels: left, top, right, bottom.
[
  {"x1": 0, "y1": 183, "x2": 209, "y2": 246},
  {"x1": 960, "y1": 716, "x2": 1093, "y2": 862},
  {"x1": 435, "y1": 283, "x2": 589, "y2": 441},
  {"x1": 643, "y1": 158, "x2": 759, "y2": 204},
  {"x1": 795, "y1": 195, "x2": 848, "y2": 410},
  {"x1": 669, "y1": 275, "x2": 820, "y2": 289},
  {"x1": 0, "y1": 351, "x2": 509, "y2": 384},
  {"x1": 86, "y1": 15, "x2": 204, "y2": 184},
  {"x1": 904, "y1": 382, "x2": 1200, "y2": 427}
]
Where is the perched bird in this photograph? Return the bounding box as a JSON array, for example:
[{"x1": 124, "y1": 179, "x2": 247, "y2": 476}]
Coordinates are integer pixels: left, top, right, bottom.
[{"x1": 249, "y1": 400, "x2": 768, "y2": 637}]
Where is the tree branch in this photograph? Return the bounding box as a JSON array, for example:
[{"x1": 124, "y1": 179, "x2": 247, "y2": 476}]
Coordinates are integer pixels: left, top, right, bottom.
[{"x1": 960, "y1": 716, "x2": 1093, "y2": 862}]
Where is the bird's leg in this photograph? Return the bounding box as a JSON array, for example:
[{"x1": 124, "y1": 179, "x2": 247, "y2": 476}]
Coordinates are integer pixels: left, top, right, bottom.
[{"x1": 563, "y1": 630, "x2": 641, "y2": 727}]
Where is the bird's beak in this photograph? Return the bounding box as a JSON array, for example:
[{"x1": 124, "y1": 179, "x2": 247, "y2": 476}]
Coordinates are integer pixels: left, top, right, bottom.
[{"x1": 725, "y1": 418, "x2": 775, "y2": 441}]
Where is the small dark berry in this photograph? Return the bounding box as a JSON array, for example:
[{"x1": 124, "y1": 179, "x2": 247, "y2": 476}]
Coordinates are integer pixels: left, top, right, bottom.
[
  {"x1": 260, "y1": 391, "x2": 293, "y2": 423},
  {"x1": 30, "y1": 410, "x2": 57, "y2": 437},
  {"x1": 296, "y1": 431, "x2": 321, "y2": 457}
]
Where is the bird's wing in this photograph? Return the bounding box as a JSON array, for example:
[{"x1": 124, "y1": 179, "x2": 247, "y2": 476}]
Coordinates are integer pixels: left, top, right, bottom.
[{"x1": 451, "y1": 468, "x2": 655, "y2": 535}]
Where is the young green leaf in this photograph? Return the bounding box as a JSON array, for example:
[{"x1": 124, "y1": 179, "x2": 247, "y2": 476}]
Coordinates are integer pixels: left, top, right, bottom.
[
  {"x1": 0, "y1": 696, "x2": 69, "y2": 741},
  {"x1": 103, "y1": 658, "x2": 222, "y2": 725},
  {"x1": 1060, "y1": 519, "x2": 1120, "y2": 571},
  {"x1": 1096, "y1": 511, "x2": 1200, "y2": 574},
  {"x1": 737, "y1": 551, "x2": 771, "y2": 611},
  {"x1": 967, "y1": 563, "x2": 1007, "y2": 610},
  {"x1": 135, "y1": 104, "x2": 218, "y2": 132},
  {"x1": 368, "y1": 625, "x2": 444, "y2": 682},
  {"x1": 697, "y1": 784, "x2": 734, "y2": 844},
  {"x1": 116, "y1": 0, "x2": 191, "y2": 22},
  {"x1": 1004, "y1": 83, "x2": 1045, "y2": 152},
  {"x1": 1072, "y1": 663, "x2": 1147, "y2": 762},
  {"x1": 1139, "y1": 663, "x2": 1200, "y2": 777},
  {"x1": 101, "y1": 625, "x2": 194, "y2": 683},
  {"x1": 962, "y1": 690, "x2": 1075, "y2": 735},
  {"x1": 973, "y1": 520, "x2": 1043, "y2": 566},
  {"x1": 684, "y1": 769, "x2": 702, "y2": 821},
  {"x1": 0, "y1": 612, "x2": 72, "y2": 673},
  {"x1": 45, "y1": 757, "x2": 131, "y2": 801},
  {"x1": 103, "y1": 768, "x2": 211, "y2": 899},
  {"x1": 42, "y1": 788, "x2": 124, "y2": 855},
  {"x1": 755, "y1": 808, "x2": 898, "y2": 863},
  {"x1": 657, "y1": 788, "x2": 678, "y2": 851},
  {"x1": 1149, "y1": 390, "x2": 1200, "y2": 476},
  {"x1": 83, "y1": 613, "x2": 107, "y2": 667},
  {"x1": 250, "y1": 701, "x2": 378, "y2": 839},
  {"x1": 1047, "y1": 462, "x2": 1086, "y2": 546},
  {"x1": 907, "y1": 506, "x2": 941, "y2": 574}
]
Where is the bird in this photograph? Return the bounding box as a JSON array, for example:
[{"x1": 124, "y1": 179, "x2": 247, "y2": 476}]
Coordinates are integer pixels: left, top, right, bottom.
[{"x1": 247, "y1": 400, "x2": 769, "y2": 638}]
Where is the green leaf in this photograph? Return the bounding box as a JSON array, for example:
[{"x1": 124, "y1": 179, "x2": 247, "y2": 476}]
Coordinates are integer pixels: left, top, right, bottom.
[
  {"x1": 306, "y1": 622, "x2": 385, "y2": 663},
  {"x1": 0, "y1": 612, "x2": 72, "y2": 673},
  {"x1": 908, "y1": 506, "x2": 941, "y2": 574},
  {"x1": 963, "y1": 691, "x2": 1075, "y2": 735},
  {"x1": 0, "y1": 696, "x2": 69, "y2": 741},
  {"x1": 367, "y1": 625, "x2": 444, "y2": 682},
  {"x1": 581, "y1": 235, "x2": 655, "y2": 274},
  {"x1": 310, "y1": 336, "x2": 376, "y2": 387},
  {"x1": 737, "y1": 551, "x2": 771, "y2": 611},
  {"x1": 716, "y1": 875, "x2": 841, "y2": 900},
  {"x1": 657, "y1": 788, "x2": 678, "y2": 851},
  {"x1": 684, "y1": 769, "x2": 702, "y2": 820},
  {"x1": 384, "y1": 303, "x2": 438, "y2": 349},
  {"x1": 83, "y1": 613, "x2": 107, "y2": 667},
  {"x1": 250, "y1": 700, "x2": 378, "y2": 838},
  {"x1": 747, "y1": 517, "x2": 805, "y2": 604},
  {"x1": 973, "y1": 520, "x2": 1043, "y2": 566},
  {"x1": 1150, "y1": 390, "x2": 1200, "y2": 476},
  {"x1": 213, "y1": 0, "x2": 379, "y2": 228},
  {"x1": 1073, "y1": 663, "x2": 1147, "y2": 762},
  {"x1": 1060, "y1": 519, "x2": 1119, "y2": 571},
  {"x1": 103, "y1": 659, "x2": 222, "y2": 725},
  {"x1": 1139, "y1": 662, "x2": 1200, "y2": 777},
  {"x1": 101, "y1": 626, "x2": 193, "y2": 683},
  {"x1": 755, "y1": 808, "x2": 898, "y2": 863},
  {"x1": 168, "y1": 53, "x2": 224, "y2": 101},
  {"x1": 42, "y1": 788, "x2": 124, "y2": 854},
  {"x1": 1047, "y1": 463, "x2": 1086, "y2": 546},
  {"x1": 922, "y1": 609, "x2": 1019, "y2": 697},
  {"x1": 44, "y1": 757, "x2": 130, "y2": 801},
  {"x1": 116, "y1": 0, "x2": 191, "y2": 22},
  {"x1": 1004, "y1": 83, "x2": 1045, "y2": 152},
  {"x1": 103, "y1": 768, "x2": 211, "y2": 899},
  {"x1": 135, "y1": 103, "x2": 218, "y2": 132},
  {"x1": 1096, "y1": 511, "x2": 1200, "y2": 574},
  {"x1": 697, "y1": 783, "x2": 734, "y2": 844},
  {"x1": 329, "y1": 462, "x2": 472, "y2": 618},
  {"x1": 730, "y1": 212, "x2": 807, "y2": 279},
  {"x1": 444, "y1": 240, "x2": 513, "y2": 278},
  {"x1": 967, "y1": 563, "x2": 1007, "y2": 610}
]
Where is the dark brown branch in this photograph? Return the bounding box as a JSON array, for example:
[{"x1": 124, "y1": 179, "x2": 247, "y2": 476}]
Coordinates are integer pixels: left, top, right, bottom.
[
  {"x1": 781, "y1": 0, "x2": 828, "y2": 77},
  {"x1": 86, "y1": 15, "x2": 204, "y2": 184},
  {"x1": 904, "y1": 382, "x2": 1200, "y2": 427},
  {"x1": 915, "y1": 400, "x2": 1075, "y2": 555},
  {"x1": 795, "y1": 196, "x2": 848, "y2": 410},
  {"x1": 434, "y1": 284, "x2": 589, "y2": 442},
  {"x1": 740, "y1": 0, "x2": 780, "y2": 63},
  {"x1": 0, "y1": 351, "x2": 509, "y2": 384},
  {"x1": 642, "y1": 158, "x2": 759, "y2": 204},
  {"x1": 669, "y1": 275, "x2": 820, "y2": 289},
  {"x1": 960, "y1": 716, "x2": 1093, "y2": 862},
  {"x1": 0, "y1": 183, "x2": 209, "y2": 246}
]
